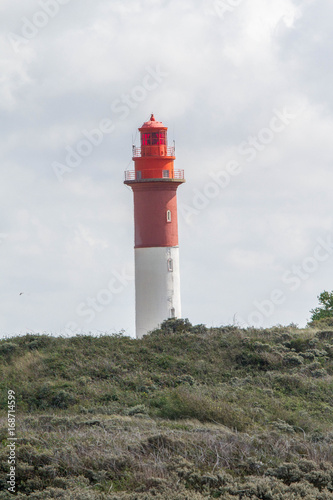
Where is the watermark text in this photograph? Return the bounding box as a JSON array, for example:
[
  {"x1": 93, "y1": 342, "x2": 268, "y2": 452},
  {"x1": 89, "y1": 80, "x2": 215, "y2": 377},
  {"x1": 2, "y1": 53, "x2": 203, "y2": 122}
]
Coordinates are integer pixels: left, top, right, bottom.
[{"x1": 7, "y1": 390, "x2": 16, "y2": 494}]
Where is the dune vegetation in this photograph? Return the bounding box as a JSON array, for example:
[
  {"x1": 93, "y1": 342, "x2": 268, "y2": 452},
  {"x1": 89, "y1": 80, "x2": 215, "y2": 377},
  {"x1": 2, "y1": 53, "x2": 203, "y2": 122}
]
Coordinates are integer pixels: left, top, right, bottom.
[{"x1": 0, "y1": 318, "x2": 333, "y2": 499}]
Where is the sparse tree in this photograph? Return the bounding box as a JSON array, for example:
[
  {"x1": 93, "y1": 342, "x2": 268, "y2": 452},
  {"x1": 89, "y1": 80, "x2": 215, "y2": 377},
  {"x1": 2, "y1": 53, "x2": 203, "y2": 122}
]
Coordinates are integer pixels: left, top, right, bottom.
[{"x1": 310, "y1": 290, "x2": 333, "y2": 321}]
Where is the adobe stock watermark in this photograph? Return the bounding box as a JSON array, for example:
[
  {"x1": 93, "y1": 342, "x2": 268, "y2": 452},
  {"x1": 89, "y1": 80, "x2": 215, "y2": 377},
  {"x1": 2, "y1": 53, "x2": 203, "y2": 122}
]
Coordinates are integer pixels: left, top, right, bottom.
[
  {"x1": 238, "y1": 234, "x2": 333, "y2": 327},
  {"x1": 64, "y1": 265, "x2": 134, "y2": 335},
  {"x1": 179, "y1": 160, "x2": 242, "y2": 224},
  {"x1": 179, "y1": 107, "x2": 299, "y2": 224},
  {"x1": 7, "y1": 0, "x2": 71, "y2": 54},
  {"x1": 238, "y1": 108, "x2": 298, "y2": 163},
  {"x1": 7, "y1": 390, "x2": 16, "y2": 494},
  {"x1": 52, "y1": 65, "x2": 168, "y2": 182}
]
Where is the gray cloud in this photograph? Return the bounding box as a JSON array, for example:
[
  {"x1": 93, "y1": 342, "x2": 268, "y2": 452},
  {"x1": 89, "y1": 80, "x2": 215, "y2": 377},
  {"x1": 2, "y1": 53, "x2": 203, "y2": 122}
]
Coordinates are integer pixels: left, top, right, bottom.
[{"x1": 0, "y1": 0, "x2": 332, "y2": 336}]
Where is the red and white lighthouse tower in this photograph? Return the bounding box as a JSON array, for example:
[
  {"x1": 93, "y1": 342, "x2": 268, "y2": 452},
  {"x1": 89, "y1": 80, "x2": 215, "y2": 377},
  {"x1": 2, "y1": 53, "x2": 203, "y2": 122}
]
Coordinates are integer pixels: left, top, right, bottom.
[{"x1": 124, "y1": 114, "x2": 185, "y2": 339}]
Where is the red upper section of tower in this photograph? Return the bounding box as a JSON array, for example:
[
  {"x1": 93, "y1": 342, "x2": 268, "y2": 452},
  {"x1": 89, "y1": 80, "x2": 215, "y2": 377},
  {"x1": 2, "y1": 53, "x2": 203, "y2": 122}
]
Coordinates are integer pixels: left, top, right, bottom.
[{"x1": 124, "y1": 115, "x2": 185, "y2": 249}]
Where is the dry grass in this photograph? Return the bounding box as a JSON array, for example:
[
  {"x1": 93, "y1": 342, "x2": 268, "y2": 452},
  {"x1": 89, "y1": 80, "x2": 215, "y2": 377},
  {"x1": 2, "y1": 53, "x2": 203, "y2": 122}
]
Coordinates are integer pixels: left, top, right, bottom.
[{"x1": 1, "y1": 413, "x2": 333, "y2": 498}]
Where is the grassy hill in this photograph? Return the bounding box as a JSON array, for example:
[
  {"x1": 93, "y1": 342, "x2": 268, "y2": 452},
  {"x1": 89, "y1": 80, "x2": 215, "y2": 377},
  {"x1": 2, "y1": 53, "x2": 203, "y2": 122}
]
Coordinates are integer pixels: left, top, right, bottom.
[{"x1": 0, "y1": 319, "x2": 333, "y2": 499}]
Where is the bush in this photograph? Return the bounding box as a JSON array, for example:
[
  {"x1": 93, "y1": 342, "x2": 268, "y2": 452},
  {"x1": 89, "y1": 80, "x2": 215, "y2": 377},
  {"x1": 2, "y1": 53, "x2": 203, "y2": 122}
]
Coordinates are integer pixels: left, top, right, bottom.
[
  {"x1": 50, "y1": 390, "x2": 76, "y2": 409},
  {"x1": 152, "y1": 318, "x2": 193, "y2": 335},
  {"x1": 283, "y1": 352, "x2": 304, "y2": 366},
  {"x1": 126, "y1": 404, "x2": 147, "y2": 416},
  {"x1": 150, "y1": 387, "x2": 248, "y2": 430},
  {"x1": 0, "y1": 342, "x2": 18, "y2": 356}
]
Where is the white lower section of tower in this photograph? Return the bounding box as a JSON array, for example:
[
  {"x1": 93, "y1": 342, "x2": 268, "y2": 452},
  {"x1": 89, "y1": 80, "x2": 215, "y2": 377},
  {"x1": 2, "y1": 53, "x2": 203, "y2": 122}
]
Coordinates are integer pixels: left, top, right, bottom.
[{"x1": 135, "y1": 246, "x2": 181, "y2": 339}]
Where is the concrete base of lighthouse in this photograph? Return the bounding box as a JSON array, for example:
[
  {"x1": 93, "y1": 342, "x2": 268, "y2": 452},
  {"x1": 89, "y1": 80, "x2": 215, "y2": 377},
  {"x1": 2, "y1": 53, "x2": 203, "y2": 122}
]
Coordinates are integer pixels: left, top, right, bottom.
[{"x1": 135, "y1": 246, "x2": 181, "y2": 339}]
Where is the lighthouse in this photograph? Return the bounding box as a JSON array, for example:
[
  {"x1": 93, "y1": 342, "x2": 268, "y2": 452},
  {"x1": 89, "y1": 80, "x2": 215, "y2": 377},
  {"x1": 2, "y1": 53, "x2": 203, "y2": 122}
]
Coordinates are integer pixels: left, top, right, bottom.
[{"x1": 124, "y1": 114, "x2": 185, "y2": 339}]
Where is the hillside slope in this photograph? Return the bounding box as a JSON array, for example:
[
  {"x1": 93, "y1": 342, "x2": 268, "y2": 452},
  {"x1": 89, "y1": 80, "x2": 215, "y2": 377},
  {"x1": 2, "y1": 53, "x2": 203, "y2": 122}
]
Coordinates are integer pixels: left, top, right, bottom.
[{"x1": 0, "y1": 320, "x2": 333, "y2": 499}]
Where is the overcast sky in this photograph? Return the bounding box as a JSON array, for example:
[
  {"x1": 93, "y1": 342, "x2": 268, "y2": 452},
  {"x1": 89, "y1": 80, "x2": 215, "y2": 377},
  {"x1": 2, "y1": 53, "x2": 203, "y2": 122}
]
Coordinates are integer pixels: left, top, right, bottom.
[{"x1": 1, "y1": 0, "x2": 333, "y2": 338}]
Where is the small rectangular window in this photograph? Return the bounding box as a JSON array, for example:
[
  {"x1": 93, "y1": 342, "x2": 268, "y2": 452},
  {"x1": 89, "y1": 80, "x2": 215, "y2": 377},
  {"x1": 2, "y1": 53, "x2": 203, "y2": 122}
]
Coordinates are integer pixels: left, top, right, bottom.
[
  {"x1": 167, "y1": 258, "x2": 173, "y2": 272},
  {"x1": 163, "y1": 170, "x2": 170, "y2": 178},
  {"x1": 136, "y1": 171, "x2": 142, "y2": 180},
  {"x1": 166, "y1": 210, "x2": 171, "y2": 222},
  {"x1": 170, "y1": 308, "x2": 176, "y2": 318}
]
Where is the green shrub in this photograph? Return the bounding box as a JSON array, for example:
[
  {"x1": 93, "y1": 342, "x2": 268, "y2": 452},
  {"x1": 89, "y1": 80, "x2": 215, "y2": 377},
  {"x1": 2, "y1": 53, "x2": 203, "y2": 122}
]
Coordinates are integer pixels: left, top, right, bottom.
[
  {"x1": 316, "y1": 330, "x2": 333, "y2": 340},
  {"x1": 175, "y1": 374, "x2": 195, "y2": 386},
  {"x1": 266, "y1": 462, "x2": 302, "y2": 484},
  {"x1": 283, "y1": 352, "x2": 304, "y2": 366},
  {"x1": 150, "y1": 387, "x2": 248, "y2": 430},
  {"x1": 126, "y1": 404, "x2": 147, "y2": 416},
  {"x1": 0, "y1": 342, "x2": 18, "y2": 356},
  {"x1": 50, "y1": 390, "x2": 76, "y2": 409}
]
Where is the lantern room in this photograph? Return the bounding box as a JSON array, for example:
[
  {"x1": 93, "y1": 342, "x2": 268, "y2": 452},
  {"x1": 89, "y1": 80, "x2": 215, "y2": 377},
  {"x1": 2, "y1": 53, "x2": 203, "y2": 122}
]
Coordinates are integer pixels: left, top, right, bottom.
[
  {"x1": 124, "y1": 114, "x2": 184, "y2": 183},
  {"x1": 139, "y1": 115, "x2": 168, "y2": 157}
]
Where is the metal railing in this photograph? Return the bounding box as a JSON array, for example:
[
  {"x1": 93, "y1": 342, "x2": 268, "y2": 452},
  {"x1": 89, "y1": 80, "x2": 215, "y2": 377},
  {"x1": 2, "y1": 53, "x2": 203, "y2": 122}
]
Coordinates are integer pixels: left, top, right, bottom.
[
  {"x1": 124, "y1": 169, "x2": 184, "y2": 181},
  {"x1": 124, "y1": 170, "x2": 137, "y2": 181},
  {"x1": 173, "y1": 169, "x2": 185, "y2": 179},
  {"x1": 132, "y1": 146, "x2": 175, "y2": 157}
]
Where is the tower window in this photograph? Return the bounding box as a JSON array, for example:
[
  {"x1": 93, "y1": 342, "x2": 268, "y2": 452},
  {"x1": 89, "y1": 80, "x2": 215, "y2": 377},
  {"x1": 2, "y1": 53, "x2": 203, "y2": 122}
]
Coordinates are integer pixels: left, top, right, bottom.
[
  {"x1": 136, "y1": 171, "x2": 142, "y2": 180},
  {"x1": 141, "y1": 131, "x2": 166, "y2": 146},
  {"x1": 141, "y1": 133, "x2": 151, "y2": 146},
  {"x1": 159, "y1": 131, "x2": 166, "y2": 145},
  {"x1": 167, "y1": 258, "x2": 173, "y2": 272},
  {"x1": 152, "y1": 132, "x2": 159, "y2": 145},
  {"x1": 162, "y1": 170, "x2": 170, "y2": 178},
  {"x1": 166, "y1": 210, "x2": 172, "y2": 222},
  {"x1": 170, "y1": 308, "x2": 176, "y2": 318}
]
